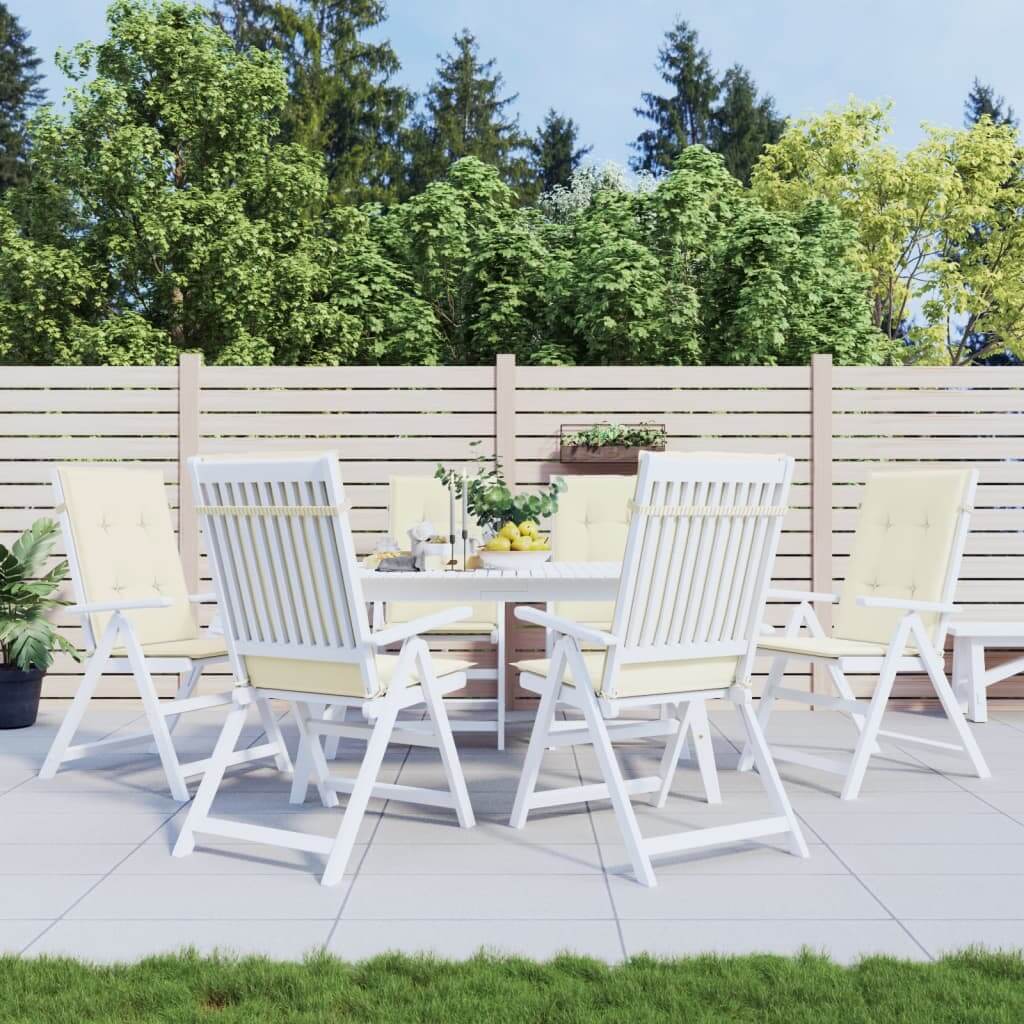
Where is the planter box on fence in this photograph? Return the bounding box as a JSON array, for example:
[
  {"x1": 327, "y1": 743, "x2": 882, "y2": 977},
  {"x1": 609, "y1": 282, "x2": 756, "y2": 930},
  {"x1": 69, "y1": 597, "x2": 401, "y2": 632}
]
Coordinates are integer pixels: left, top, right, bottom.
[{"x1": 559, "y1": 423, "x2": 667, "y2": 465}]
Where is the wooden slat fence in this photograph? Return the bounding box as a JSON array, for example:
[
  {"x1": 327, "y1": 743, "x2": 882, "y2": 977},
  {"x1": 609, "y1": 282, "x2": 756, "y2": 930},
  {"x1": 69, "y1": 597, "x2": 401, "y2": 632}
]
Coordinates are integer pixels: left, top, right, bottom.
[{"x1": 2, "y1": 355, "x2": 1023, "y2": 705}]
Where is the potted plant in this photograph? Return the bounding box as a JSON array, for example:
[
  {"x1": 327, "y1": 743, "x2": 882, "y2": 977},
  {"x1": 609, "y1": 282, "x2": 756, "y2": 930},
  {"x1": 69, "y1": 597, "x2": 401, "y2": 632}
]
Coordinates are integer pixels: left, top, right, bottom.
[
  {"x1": 0, "y1": 519, "x2": 80, "y2": 729},
  {"x1": 435, "y1": 461, "x2": 567, "y2": 538},
  {"x1": 560, "y1": 422, "x2": 667, "y2": 464}
]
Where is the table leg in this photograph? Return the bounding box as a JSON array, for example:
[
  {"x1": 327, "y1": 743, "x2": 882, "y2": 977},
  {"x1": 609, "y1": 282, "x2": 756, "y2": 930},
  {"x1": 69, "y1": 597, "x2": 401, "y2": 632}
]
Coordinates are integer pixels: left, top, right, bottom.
[{"x1": 967, "y1": 640, "x2": 987, "y2": 724}]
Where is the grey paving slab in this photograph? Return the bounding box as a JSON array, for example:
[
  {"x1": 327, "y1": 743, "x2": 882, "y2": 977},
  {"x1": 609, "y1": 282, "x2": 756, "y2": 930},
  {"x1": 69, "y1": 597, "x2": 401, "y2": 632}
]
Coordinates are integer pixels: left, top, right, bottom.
[
  {"x1": 26, "y1": 920, "x2": 333, "y2": 962},
  {"x1": 0, "y1": 844, "x2": 135, "y2": 875},
  {"x1": 619, "y1": 920, "x2": 926, "y2": 963},
  {"x1": 66, "y1": 874, "x2": 352, "y2": 920},
  {"x1": 118, "y1": 843, "x2": 368, "y2": 876},
  {"x1": 0, "y1": 812, "x2": 176, "y2": 845},
  {"x1": 599, "y1": 840, "x2": 841, "y2": 876},
  {"x1": 342, "y1": 874, "x2": 615, "y2": 921},
  {"x1": 798, "y1": 811, "x2": 1024, "y2": 846},
  {"x1": 359, "y1": 841, "x2": 604, "y2": 876},
  {"x1": 0, "y1": 875, "x2": 102, "y2": 919},
  {"x1": 373, "y1": 809, "x2": 596, "y2": 845},
  {"x1": 608, "y1": 874, "x2": 888, "y2": 920},
  {"x1": 327, "y1": 920, "x2": 623, "y2": 962},
  {"x1": 0, "y1": 921, "x2": 52, "y2": 955},
  {"x1": 0, "y1": 789, "x2": 184, "y2": 815},
  {"x1": 859, "y1": 875, "x2": 1024, "y2": 921},
  {"x1": 903, "y1": 920, "x2": 1024, "y2": 958},
  {"x1": 832, "y1": 844, "x2": 1024, "y2": 876}
]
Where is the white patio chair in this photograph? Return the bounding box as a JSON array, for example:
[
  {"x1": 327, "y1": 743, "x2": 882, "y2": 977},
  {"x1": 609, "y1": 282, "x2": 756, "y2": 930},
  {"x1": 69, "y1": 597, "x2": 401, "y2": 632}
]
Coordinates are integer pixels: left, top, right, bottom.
[
  {"x1": 37, "y1": 465, "x2": 267, "y2": 801},
  {"x1": 173, "y1": 453, "x2": 475, "y2": 886},
  {"x1": 738, "y1": 468, "x2": 990, "y2": 800},
  {"x1": 510, "y1": 452, "x2": 808, "y2": 886}
]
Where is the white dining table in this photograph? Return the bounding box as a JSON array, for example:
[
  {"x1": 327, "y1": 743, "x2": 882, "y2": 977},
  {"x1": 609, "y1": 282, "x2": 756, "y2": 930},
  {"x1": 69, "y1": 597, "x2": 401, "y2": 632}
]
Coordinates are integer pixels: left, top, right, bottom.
[{"x1": 359, "y1": 560, "x2": 621, "y2": 604}]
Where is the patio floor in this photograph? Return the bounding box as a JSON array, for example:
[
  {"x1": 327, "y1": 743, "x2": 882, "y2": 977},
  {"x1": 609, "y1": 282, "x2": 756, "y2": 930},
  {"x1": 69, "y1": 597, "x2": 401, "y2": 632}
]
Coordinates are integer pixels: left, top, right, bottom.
[{"x1": 2, "y1": 699, "x2": 1024, "y2": 965}]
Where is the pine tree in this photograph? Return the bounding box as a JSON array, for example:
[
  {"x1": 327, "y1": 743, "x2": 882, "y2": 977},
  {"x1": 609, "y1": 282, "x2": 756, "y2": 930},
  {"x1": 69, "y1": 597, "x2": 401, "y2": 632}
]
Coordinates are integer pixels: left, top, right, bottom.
[
  {"x1": 964, "y1": 77, "x2": 1017, "y2": 128},
  {"x1": 214, "y1": 0, "x2": 411, "y2": 203},
  {"x1": 631, "y1": 18, "x2": 784, "y2": 182},
  {"x1": 631, "y1": 19, "x2": 718, "y2": 175},
  {"x1": 712, "y1": 64, "x2": 785, "y2": 184},
  {"x1": 402, "y1": 29, "x2": 528, "y2": 197},
  {"x1": 0, "y1": 2, "x2": 45, "y2": 193},
  {"x1": 529, "y1": 109, "x2": 591, "y2": 195}
]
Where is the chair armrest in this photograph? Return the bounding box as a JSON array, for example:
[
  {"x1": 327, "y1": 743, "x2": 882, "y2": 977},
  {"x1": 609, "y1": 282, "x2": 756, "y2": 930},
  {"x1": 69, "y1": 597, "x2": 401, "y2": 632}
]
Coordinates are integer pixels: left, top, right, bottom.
[
  {"x1": 371, "y1": 606, "x2": 472, "y2": 647},
  {"x1": 514, "y1": 606, "x2": 618, "y2": 648},
  {"x1": 70, "y1": 598, "x2": 173, "y2": 615},
  {"x1": 856, "y1": 596, "x2": 958, "y2": 614},
  {"x1": 766, "y1": 588, "x2": 839, "y2": 604},
  {"x1": 188, "y1": 592, "x2": 218, "y2": 604}
]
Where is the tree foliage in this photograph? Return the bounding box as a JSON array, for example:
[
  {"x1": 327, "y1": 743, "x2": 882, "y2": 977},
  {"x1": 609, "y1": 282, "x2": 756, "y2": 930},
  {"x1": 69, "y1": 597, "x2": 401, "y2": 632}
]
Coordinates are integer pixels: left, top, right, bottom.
[
  {"x1": 528, "y1": 109, "x2": 591, "y2": 195},
  {"x1": 965, "y1": 77, "x2": 1017, "y2": 129},
  {"x1": 0, "y1": 2, "x2": 45, "y2": 193},
  {"x1": 214, "y1": 0, "x2": 410, "y2": 204},
  {"x1": 632, "y1": 18, "x2": 783, "y2": 185},
  {"x1": 752, "y1": 100, "x2": 1024, "y2": 364}
]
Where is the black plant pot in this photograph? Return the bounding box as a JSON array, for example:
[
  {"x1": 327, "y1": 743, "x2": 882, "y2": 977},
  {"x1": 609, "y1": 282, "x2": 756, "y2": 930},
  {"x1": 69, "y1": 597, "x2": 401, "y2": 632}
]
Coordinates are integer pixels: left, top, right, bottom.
[{"x1": 0, "y1": 667, "x2": 44, "y2": 729}]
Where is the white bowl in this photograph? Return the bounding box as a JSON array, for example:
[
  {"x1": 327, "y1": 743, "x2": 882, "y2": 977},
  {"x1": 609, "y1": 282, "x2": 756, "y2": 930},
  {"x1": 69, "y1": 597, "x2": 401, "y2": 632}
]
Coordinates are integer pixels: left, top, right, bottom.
[{"x1": 478, "y1": 549, "x2": 552, "y2": 569}]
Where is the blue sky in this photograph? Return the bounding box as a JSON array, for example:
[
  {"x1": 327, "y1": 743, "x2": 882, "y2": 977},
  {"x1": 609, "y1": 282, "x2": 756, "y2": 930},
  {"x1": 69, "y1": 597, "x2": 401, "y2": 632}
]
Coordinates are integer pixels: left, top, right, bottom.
[{"x1": 10, "y1": 0, "x2": 1024, "y2": 164}]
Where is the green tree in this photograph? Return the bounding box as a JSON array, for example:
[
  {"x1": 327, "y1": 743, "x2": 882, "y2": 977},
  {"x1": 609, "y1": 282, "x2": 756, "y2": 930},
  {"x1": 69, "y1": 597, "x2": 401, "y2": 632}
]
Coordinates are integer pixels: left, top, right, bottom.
[
  {"x1": 712, "y1": 64, "x2": 784, "y2": 184},
  {"x1": 0, "y1": 0, "x2": 433, "y2": 365},
  {"x1": 0, "y1": 2, "x2": 45, "y2": 193},
  {"x1": 528, "y1": 108, "x2": 591, "y2": 195},
  {"x1": 965, "y1": 77, "x2": 1017, "y2": 128},
  {"x1": 402, "y1": 29, "x2": 528, "y2": 197},
  {"x1": 753, "y1": 100, "x2": 1024, "y2": 364},
  {"x1": 214, "y1": 0, "x2": 411, "y2": 204},
  {"x1": 631, "y1": 18, "x2": 783, "y2": 184}
]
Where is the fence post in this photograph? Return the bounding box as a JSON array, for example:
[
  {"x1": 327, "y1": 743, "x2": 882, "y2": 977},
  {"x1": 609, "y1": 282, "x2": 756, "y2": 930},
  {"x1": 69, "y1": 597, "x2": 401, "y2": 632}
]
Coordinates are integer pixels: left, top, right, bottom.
[
  {"x1": 495, "y1": 354, "x2": 520, "y2": 709},
  {"x1": 810, "y1": 353, "x2": 833, "y2": 699},
  {"x1": 178, "y1": 352, "x2": 202, "y2": 594}
]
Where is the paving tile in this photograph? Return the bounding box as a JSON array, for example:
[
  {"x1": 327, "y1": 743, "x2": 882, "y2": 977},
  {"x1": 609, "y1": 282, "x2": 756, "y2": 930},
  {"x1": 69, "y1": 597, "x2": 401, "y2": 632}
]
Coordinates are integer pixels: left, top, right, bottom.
[
  {"x1": 833, "y1": 844, "x2": 1024, "y2": 876},
  {"x1": 788, "y1": 791, "x2": 994, "y2": 815},
  {"x1": 373, "y1": 808, "x2": 596, "y2": 845},
  {"x1": 118, "y1": 843, "x2": 367, "y2": 876},
  {"x1": 0, "y1": 921, "x2": 53, "y2": 954},
  {"x1": 66, "y1": 874, "x2": 351, "y2": 920},
  {"x1": 620, "y1": 920, "x2": 925, "y2": 963},
  {"x1": 860, "y1": 875, "x2": 1024, "y2": 921},
  {"x1": 0, "y1": 789, "x2": 183, "y2": 815},
  {"x1": 599, "y1": 840, "x2": 841, "y2": 876},
  {"x1": 608, "y1": 874, "x2": 887, "y2": 920},
  {"x1": 904, "y1": 920, "x2": 1024, "y2": 957},
  {"x1": 0, "y1": 844, "x2": 134, "y2": 875},
  {"x1": 798, "y1": 812, "x2": 1024, "y2": 846},
  {"x1": 328, "y1": 920, "x2": 623, "y2": 962},
  {"x1": 26, "y1": 920, "x2": 332, "y2": 962},
  {"x1": 0, "y1": 812, "x2": 175, "y2": 845},
  {"x1": 359, "y1": 842, "x2": 604, "y2": 876},
  {"x1": 342, "y1": 874, "x2": 614, "y2": 920},
  {"x1": 0, "y1": 875, "x2": 101, "y2": 919}
]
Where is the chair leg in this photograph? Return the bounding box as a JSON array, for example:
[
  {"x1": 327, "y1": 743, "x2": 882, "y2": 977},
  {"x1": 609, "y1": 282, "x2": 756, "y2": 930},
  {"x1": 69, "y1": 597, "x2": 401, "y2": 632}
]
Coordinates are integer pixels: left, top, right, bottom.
[
  {"x1": 418, "y1": 657, "x2": 475, "y2": 829},
  {"x1": 737, "y1": 653, "x2": 787, "y2": 772},
  {"x1": 966, "y1": 640, "x2": 987, "y2": 725},
  {"x1": 841, "y1": 653, "x2": 900, "y2": 802},
  {"x1": 914, "y1": 626, "x2": 990, "y2": 780},
  {"x1": 577, "y1": 682, "x2": 656, "y2": 887},
  {"x1": 166, "y1": 664, "x2": 203, "y2": 735},
  {"x1": 827, "y1": 663, "x2": 880, "y2": 753},
  {"x1": 173, "y1": 702, "x2": 249, "y2": 857},
  {"x1": 320, "y1": 694, "x2": 400, "y2": 887},
  {"x1": 652, "y1": 701, "x2": 694, "y2": 808},
  {"x1": 322, "y1": 703, "x2": 341, "y2": 760},
  {"x1": 509, "y1": 664, "x2": 562, "y2": 829},
  {"x1": 39, "y1": 616, "x2": 120, "y2": 779},
  {"x1": 292, "y1": 702, "x2": 338, "y2": 808},
  {"x1": 496, "y1": 604, "x2": 506, "y2": 752},
  {"x1": 120, "y1": 623, "x2": 190, "y2": 802},
  {"x1": 690, "y1": 700, "x2": 721, "y2": 805},
  {"x1": 734, "y1": 687, "x2": 808, "y2": 858},
  {"x1": 256, "y1": 695, "x2": 292, "y2": 773}
]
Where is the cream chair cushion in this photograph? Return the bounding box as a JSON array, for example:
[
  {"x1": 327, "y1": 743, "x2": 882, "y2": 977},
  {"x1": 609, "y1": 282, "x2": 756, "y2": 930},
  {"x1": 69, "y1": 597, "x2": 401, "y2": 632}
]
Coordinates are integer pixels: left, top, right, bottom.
[
  {"x1": 245, "y1": 654, "x2": 475, "y2": 698},
  {"x1": 515, "y1": 653, "x2": 739, "y2": 698},
  {"x1": 387, "y1": 476, "x2": 496, "y2": 632},
  {"x1": 552, "y1": 474, "x2": 635, "y2": 624},
  {"x1": 832, "y1": 470, "x2": 971, "y2": 646},
  {"x1": 112, "y1": 636, "x2": 229, "y2": 661},
  {"x1": 758, "y1": 636, "x2": 892, "y2": 659},
  {"x1": 58, "y1": 466, "x2": 198, "y2": 648}
]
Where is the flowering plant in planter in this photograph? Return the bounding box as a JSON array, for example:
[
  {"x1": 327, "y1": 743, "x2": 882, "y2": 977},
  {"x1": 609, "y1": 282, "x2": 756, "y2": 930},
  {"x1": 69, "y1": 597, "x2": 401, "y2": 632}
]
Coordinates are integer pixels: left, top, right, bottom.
[{"x1": 0, "y1": 519, "x2": 80, "y2": 728}]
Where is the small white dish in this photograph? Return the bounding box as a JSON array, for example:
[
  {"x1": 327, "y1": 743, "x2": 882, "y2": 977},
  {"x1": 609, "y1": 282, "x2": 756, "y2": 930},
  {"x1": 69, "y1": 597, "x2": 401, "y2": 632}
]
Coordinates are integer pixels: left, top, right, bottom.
[{"x1": 478, "y1": 549, "x2": 552, "y2": 569}]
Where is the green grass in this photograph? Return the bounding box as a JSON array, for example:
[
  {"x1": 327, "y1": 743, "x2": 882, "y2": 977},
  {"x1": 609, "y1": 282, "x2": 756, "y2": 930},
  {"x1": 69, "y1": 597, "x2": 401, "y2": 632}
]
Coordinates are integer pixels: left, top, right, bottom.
[{"x1": 3, "y1": 949, "x2": 1024, "y2": 1023}]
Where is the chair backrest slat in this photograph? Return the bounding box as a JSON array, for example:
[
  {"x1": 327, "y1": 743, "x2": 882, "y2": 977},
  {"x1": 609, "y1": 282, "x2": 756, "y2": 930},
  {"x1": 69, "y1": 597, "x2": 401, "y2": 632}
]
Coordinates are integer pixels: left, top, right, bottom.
[
  {"x1": 191, "y1": 454, "x2": 375, "y2": 694},
  {"x1": 604, "y1": 452, "x2": 793, "y2": 699}
]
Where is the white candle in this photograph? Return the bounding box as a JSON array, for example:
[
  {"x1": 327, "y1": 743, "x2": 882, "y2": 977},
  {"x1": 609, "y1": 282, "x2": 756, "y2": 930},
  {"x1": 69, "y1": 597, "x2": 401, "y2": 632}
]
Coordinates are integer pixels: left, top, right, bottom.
[
  {"x1": 448, "y1": 479, "x2": 456, "y2": 542},
  {"x1": 461, "y1": 468, "x2": 468, "y2": 534}
]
